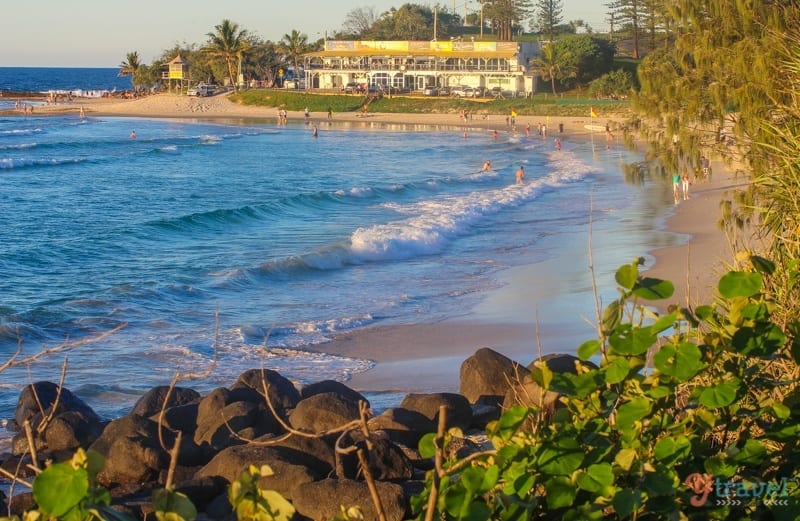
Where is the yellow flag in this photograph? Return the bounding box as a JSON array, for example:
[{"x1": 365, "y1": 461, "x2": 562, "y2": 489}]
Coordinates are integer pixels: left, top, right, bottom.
[{"x1": 590, "y1": 107, "x2": 598, "y2": 118}]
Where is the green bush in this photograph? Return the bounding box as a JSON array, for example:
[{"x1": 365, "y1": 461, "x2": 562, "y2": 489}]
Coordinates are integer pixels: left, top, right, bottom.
[{"x1": 412, "y1": 257, "x2": 800, "y2": 520}]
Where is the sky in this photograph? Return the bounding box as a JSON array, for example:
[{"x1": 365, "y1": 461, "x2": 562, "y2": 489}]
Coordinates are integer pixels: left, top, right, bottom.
[{"x1": 0, "y1": 0, "x2": 608, "y2": 68}]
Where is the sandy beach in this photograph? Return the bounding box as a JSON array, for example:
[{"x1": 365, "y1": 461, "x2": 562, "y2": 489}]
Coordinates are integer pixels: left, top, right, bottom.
[{"x1": 14, "y1": 92, "x2": 745, "y2": 395}]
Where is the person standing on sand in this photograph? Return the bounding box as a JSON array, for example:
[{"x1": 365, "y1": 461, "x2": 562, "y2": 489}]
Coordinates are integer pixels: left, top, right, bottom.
[
  {"x1": 681, "y1": 170, "x2": 690, "y2": 200},
  {"x1": 672, "y1": 171, "x2": 681, "y2": 203},
  {"x1": 515, "y1": 166, "x2": 525, "y2": 184}
]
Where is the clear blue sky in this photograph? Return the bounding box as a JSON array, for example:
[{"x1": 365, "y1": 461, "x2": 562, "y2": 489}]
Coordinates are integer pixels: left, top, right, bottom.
[{"x1": 1, "y1": 0, "x2": 608, "y2": 67}]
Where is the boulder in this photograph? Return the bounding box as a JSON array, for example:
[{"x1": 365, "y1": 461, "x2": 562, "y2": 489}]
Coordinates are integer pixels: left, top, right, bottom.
[
  {"x1": 196, "y1": 444, "x2": 322, "y2": 500},
  {"x1": 399, "y1": 393, "x2": 472, "y2": 431},
  {"x1": 130, "y1": 386, "x2": 201, "y2": 418},
  {"x1": 336, "y1": 430, "x2": 414, "y2": 482},
  {"x1": 42, "y1": 410, "x2": 106, "y2": 452},
  {"x1": 300, "y1": 380, "x2": 370, "y2": 408},
  {"x1": 89, "y1": 414, "x2": 174, "y2": 486},
  {"x1": 289, "y1": 392, "x2": 361, "y2": 434},
  {"x1": 293, "y1": 478, "x2": 406, "y2": 521},
  {"x1": 367, "y1": 408, "x2": 436, "y2": 448},
  {"x1": 230, "y1": 368, "x2": 300, "y2": 413},
  {"x1": 459, "y1": 347, "x2": 530, "y2": 406},
  {"x1": 193, "y1": 400, "x2": 281, "y2": 457},
  {"x1": 14, "y1": 381, "x2": 100, "y2": 429}
]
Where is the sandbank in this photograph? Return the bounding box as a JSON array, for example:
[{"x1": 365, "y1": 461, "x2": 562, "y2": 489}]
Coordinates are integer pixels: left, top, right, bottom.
[{"x1": 10, "y1": 93, "x2": 744, "y2": 395}]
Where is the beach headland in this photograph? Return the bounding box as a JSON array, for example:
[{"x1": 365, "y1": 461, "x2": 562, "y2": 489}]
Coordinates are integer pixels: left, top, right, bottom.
[{"x1": 8, "y1": 92, "x2": 744, "y2": 396}]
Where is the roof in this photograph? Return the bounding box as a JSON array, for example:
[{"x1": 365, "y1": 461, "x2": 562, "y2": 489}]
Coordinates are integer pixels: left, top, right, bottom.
[{"x1": 305, "y1": 49, "x2": 517, "y2": 59}]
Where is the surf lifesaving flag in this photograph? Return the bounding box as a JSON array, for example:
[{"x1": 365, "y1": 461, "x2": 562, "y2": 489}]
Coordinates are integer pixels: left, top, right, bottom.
[{"x1": 590, "y1": 107, "x2": 598, "y2": 118}]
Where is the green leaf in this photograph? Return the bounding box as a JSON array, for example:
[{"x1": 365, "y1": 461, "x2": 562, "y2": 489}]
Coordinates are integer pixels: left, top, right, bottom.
[
  {"x1": 33, "y1": 461, "x2": 90, "y2": 517},
  {"x1": 614, "y1": 448, "x2": 637, "y2": 471},
  {"x1": 704, "y1": 456, "x2": 738, "y2": 478},
  {"x1": 604, "y1": 357, "x2": 631, "y2": 384},
  {"x1": 544, "y1": 476, "x2": 577, "y2": 509},
  {"x1": 578, "y1": 339, "x2": 601, "y2": 360},
  {"x1": 538, "y1": 438, "x2": 584, "y2": 475},
  {"x1": 699, "y1": 380, "x2": 740, "y2": 408},
  {"x1": 632, "y1": 277, "x2": 675, "y2": 300},
  {"x1": 694, "y1": 305, "x2": 714, "y2": 320},
  {"x1": 496, "y1": 406, "x2": 529, "y2": 440},
  {"x1": 729, "y1": 439, "x2": 767, "y2": 465},
  {"x1": 256, "y1": 490, "x2": 295, "y2": 521},
  {"x1": 732, "y1": 323, "x2": 786, "y2": 356},
  {"x1": 615, "y1": 263, "x2": 638, "y2": 290},
  {"x1": 772, "y1": 402, "x2": 791, "y2": 420},
  {"x1": 750, "y1": 255, "x2": 775, "y2": 275},
  {"x1": 576, "y1": 463, "x2": 614, "y2": 494},
  {"x1": 650, "y1": 312, "x2": 678, "y2": 334},
  {"x1": 418, "y1": 432, "x2": 437, "y2": 459},
  {"x1": 615, "y1": 397, "x2": 652, "y2": 431},
  {"x1": 602, "y1": 299, "x2": 623, "y2": 333},
  {"x1": 718, "y1": 271, "x2": 763, "y2": 298},
  {"x1": 612, "y1": 488, "x2": 643, "y2": 518},
  {"x1": 653, "y1": 342, "x2": 704, "y2": 382},
  {"x1": 461, "y1": 466, "x2": 499, "y2": 495},
  {"x1": 653, "y1": 435, "x2": 691, "y2": 464},
  {"x1": 153, "y1": 489, "x2": 198, "y2": 521},
  {"x1": 608, "y1": 324, "x2": 657, "y2": 356}
]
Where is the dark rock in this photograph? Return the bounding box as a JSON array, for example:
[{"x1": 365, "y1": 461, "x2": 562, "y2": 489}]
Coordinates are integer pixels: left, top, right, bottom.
[
  {"x1": 7, "y1": 492, "x2": 36, "y2": 518},
  {"x1": 193, "y1": 400, "x2": 281, "y2": 458},
  {"x1": 336, "y1": 430, "x2": 414, "y2": 482},
  {"x1": 459, "y1": 347, "x2": 530, "y2": 406},
  {"x1": 289, "y1": 392, "x2": 361, "y2": 434},
  {"x1": 196, "y1": 444, "x2": 322, "y2": 500},
  {"x1": 527, "y1": 353, "x2": 594, "y2": 374},
  {"x1": 147, "y1": 402, "x2": 199, "y2": 436},
  {"x1": 230, "y1": 369, "x2": 300, "y2": 413},
  {"x1": 254, "y1": 433, "x2": 336, "y2": 476},
  {"x1": 506, "y1": 354, "x2": 598, "y2": 413},
  {"x1": 367, "y1": 408, "x2": 435, "y2": 448},
  {"x1": 399, "y1": 393, "x2": 472, "y2": 431},
  {"x1": 300, "y1": 380, "x2": 370, "y2": 408},
  {"x1": 14, "y1": 381, "x2": 100, "y2": 430},
  {"x1": 174, "y1": 475, "x2": 228, "y2": 510},
  {"x1": 43, "y1": 410, "x2": 105, "y2": 452},
  {"x1": 204, "y1": 492, "x2": 234, "y2": 521},
  {"x1": 469, "y1": 402, "x2": 502, "y2": 430},
  {"x1": 293, "y1": 478, "x2": 406, "y2": 521},
  {"x1": 130, "y1": 386, "x2": 201, "y2": 419},
  {"x1": 89, "y1": 414, "x2": 174, "y2": 486}
]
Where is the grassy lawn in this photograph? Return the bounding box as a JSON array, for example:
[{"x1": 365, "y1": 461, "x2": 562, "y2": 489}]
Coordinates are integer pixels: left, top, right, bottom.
[{"x1": 229, "y1": 89, "x2": 631, "y2": 118}]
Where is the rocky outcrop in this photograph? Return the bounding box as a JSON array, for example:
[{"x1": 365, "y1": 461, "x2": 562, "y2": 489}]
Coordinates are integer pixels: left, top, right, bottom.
[{"x1": 459, "y1": 347, "x2": 530, "y2": 406}]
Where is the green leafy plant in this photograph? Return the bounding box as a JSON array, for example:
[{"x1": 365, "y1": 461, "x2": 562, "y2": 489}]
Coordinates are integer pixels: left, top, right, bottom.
[
  {"x1": 227, "y1": 465, "x2": 295, "y2": 521},
  {"x1": 412, "y1": 258, "x2": 800, "y2": 520},
  {"x1": 29, "y1": 449, "x2": 134, "y2": 521}
]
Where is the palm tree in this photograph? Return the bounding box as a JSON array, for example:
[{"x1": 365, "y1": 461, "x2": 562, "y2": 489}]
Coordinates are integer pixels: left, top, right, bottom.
[
  {"x1": 118, "y1": 51, "x2": 141, "y2": 90},
  {"x1": 203, "y1": 19, "x2": 250, "y2": 91},
  {"x1": 279, "y1": 30, "x2": 309, "y2": 86},
  {"x1": 529, "y1": 43, "x2": 575, "y2": 96}
]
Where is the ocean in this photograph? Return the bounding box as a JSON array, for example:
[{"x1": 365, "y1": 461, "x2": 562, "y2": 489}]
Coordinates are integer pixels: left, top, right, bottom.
[{"x1": 0, "y1": 69, "x2": 678, "y2": 443}]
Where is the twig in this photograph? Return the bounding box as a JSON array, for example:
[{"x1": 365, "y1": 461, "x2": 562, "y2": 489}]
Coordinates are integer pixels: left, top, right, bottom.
[
  {"x1": 357, "y1": 448, "x2": 387, "y2": 521},
  {"x1": 165, "y1": 431, "x2": 182, "y2": 490},
  {"x1": 5, "y1": 323, "x2": 127, "y2": 369},
  {"x1": 0, "y1": 466, "x2": 32, "y2": 489},
  {"x1": 23, "y1": 420, "x2": 40, "y2": 472},
  {"x1": 424, "y1": 405, "x2": 448, "y2": 521},
  {"x1": 36, "y1": 357, "x2": 69, "y2": 435}
]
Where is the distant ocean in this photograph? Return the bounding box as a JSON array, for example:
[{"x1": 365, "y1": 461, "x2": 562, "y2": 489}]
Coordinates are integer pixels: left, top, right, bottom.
[
  {"x1": 0, "y1": 68, "x2": 679, "y2": 445},
  {"x1": 0, "y1": 67, "x2": 132, "y2": 101}
]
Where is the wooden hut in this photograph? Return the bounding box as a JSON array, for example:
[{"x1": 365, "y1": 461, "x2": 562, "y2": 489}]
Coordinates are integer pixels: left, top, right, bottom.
[{"x1": 162, "y1": 55, "x2": 190, "y2": 92}]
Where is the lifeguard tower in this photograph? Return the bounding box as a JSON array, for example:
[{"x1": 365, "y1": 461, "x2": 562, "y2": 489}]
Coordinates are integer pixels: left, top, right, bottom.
[{"x1": 163, "y1": 55, "x2": 190, "y2": 92}]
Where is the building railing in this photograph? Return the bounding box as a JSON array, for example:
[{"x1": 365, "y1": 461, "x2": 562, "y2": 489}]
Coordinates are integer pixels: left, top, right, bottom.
[{"x1": 305, "y1": 61, "x2": 517, "y2": 73}]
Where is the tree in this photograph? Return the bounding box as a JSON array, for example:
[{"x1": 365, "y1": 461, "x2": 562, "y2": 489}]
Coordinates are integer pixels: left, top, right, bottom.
[
  {"x1": 483, "y1": 0, "x2": 532, "y2": 41},
  {"x1": 609, "y1": 0, "x2": 645, "y2": 58},
  {"x1": 366, "y1": 4, "x2": 460, "y2": 40},
  {"x1": 555, "y1": 35, "x2": 616, "y2": 86},
  {"x1": 278, "y1": 29, "x2": 309, "y2": 86},
  {"x1": 341, "y1": 6, "x2": 378, "y2": 37},
  {"x1": 118, "y1": 51, "x2": 142, "y2": 90},
  {"x1": 529, "y1": 42, "x2": 575, "y2": 95},
  {"x1": 203, "y1": 19, "x2": 250, "y2": 91},
  {"x1": 533, "y1": 0, "x2": 564, "y2": 42}
]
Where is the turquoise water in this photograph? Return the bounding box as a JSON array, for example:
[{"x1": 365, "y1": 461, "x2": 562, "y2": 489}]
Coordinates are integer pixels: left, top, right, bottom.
[{"x1": 0, "y1": 108, "x2": 675, "y2": 430}]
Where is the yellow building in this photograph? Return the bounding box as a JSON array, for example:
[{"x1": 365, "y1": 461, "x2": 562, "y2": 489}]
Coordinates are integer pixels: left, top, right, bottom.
[{"x1": 303, "y1": 40, "x2": 538, "y2": 96}]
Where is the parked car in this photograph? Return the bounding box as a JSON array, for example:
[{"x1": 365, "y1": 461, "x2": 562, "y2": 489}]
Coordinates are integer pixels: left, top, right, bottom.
[
  {"x1": 187, "y1": 84, "x2": 216, "y2": 97},
  {"x1": 422, "y1": 85, "x2": 439, "y2": 96},
  {"x1": 451, "y1": 85, "x2": 475, "y2": 98}
]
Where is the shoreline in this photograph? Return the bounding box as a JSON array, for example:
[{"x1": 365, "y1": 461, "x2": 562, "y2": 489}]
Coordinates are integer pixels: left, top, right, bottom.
[{"x1": 5, "y1": 92, "x2": 744, "y2": 396}]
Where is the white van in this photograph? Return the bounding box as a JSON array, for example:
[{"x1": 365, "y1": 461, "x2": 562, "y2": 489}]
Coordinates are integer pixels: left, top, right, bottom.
[{"x1": 188, "y1": 84, "x2": 216, "y2": 97}]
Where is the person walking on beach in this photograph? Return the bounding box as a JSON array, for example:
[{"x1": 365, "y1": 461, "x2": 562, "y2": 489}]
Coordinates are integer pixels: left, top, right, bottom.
[
  {"x1": 681, "y1": 170, "x2": 690, "y2": 200},
  {"x1": 515, "y1": 166, "x2": 525, "y2": 184},
  {"x1": 672, "y1": 171, "x2": 681, "y2": 203},
  {"x1": 327, "y1": 107, "x2": 332, "y2": 120},
  {"x1": 304, "y1": 107, "x2": 310, "y2": 123}
]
